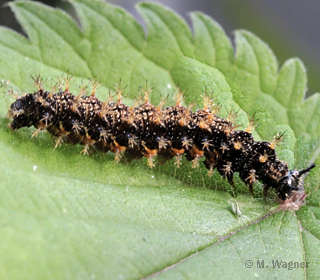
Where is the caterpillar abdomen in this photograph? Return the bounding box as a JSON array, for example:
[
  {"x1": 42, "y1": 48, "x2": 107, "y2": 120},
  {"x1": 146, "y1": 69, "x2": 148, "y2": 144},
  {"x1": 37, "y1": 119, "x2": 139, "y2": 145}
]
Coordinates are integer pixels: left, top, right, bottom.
[{"x1": 7, "y1": 79, "x2": 315, "y2": 201}]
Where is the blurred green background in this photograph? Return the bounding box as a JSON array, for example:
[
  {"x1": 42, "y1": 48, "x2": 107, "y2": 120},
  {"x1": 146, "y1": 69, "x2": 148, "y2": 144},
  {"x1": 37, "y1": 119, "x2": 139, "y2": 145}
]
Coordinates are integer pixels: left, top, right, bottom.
[{"x1": 1, "y1": 0, "x2": 319, "y2": 97}]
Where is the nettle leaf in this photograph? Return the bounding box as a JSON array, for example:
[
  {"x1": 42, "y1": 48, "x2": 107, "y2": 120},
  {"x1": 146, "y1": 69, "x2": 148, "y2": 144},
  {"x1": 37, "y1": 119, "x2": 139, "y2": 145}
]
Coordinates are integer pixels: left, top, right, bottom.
[
  {"x1": 191, "y1": 12, "x2": 320, "y2": 167},
  {"x1": 0, "y1": 0, "x2": 319, "y2": 279}
]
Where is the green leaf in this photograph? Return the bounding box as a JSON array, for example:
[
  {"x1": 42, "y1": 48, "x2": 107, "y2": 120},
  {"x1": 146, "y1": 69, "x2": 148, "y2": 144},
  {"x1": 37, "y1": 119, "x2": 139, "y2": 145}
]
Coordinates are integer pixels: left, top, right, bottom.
[
  {"x1": 0, "y1": 0, "x2": 319, "y2": 279},
  {"x1": 192, "y1": 13, "x2": 320, "y2": 162},
  {"x1": 152, "y1": 211, "x2": 307, "y2": 279}
]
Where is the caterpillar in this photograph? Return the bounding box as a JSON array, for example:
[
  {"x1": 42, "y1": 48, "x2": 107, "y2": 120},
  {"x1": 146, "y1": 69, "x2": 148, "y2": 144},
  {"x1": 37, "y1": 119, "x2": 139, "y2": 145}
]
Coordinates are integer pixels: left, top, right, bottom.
[{"x1": 7, "y1": 76, "x2": 315, "y2": 201}]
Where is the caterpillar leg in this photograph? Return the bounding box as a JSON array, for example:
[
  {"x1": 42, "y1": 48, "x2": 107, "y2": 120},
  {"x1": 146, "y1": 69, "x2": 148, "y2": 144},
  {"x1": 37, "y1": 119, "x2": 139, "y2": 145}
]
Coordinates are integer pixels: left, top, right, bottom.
[
  {"x1": 239, "y1": 169, "x2": 256, "y2": 197},
  {"x1": 247, "y1": 182, "x2": 254, "y2": 197},
  {"x1": 144, "y1": 154, "x2": 155, "y2": 169},
  {"x1": 81, "y1": 144, "x2": 90, "y2": 155},
  {"x1": 203, "y1": 156, "x2": 218, "y2": 177},
  {"x1": 226, "y1": 174, "x2": 237, "y2": 197},
  {"x1": 263, "y1": 184, "x2": 271, "y2": 199},
  {"x1": 54, "y1": 136, "x2": 64, "y2": 150},
  {"x1": 227, "y1": 175, "x2": 235, "y2": 189},
  {"x1": 218, "y1": 162, "x2": 237, "y2": 196},
  {"x1": 246, "y1": 169, "x2": 256, "y2": 197},
  {"x1": 31, "y1": 128, "x2": 43, "y2": 138},
  {"x1": 174, "y1": 153, "x2": 183, "y2": 168}
]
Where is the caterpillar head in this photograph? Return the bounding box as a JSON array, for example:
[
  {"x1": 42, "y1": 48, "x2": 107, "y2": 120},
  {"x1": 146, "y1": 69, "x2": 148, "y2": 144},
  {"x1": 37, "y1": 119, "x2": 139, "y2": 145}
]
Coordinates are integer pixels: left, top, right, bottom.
[{"x1": 276, "y1": 163, "x2": 316, "y2": 200}]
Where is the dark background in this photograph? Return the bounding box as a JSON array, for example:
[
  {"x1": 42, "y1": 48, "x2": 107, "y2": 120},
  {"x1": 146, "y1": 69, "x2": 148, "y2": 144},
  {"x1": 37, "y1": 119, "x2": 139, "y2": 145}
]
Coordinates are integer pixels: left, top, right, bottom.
[{"x1": 1, "y1": 0, "x2": 319, "y2": 96}]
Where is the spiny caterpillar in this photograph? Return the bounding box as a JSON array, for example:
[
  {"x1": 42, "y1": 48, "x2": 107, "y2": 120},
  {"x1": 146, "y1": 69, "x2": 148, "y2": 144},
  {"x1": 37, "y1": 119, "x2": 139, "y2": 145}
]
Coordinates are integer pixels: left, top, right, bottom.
[{"x1": 7, "y1": 75, "x2": 315, "y2": 201}]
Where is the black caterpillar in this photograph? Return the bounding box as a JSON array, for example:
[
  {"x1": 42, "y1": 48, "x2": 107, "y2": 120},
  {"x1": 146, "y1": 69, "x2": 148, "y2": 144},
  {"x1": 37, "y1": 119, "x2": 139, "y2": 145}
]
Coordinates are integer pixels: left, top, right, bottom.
[{"x1": 7, "y1": 76, "x2": 315, "y2": 201}]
